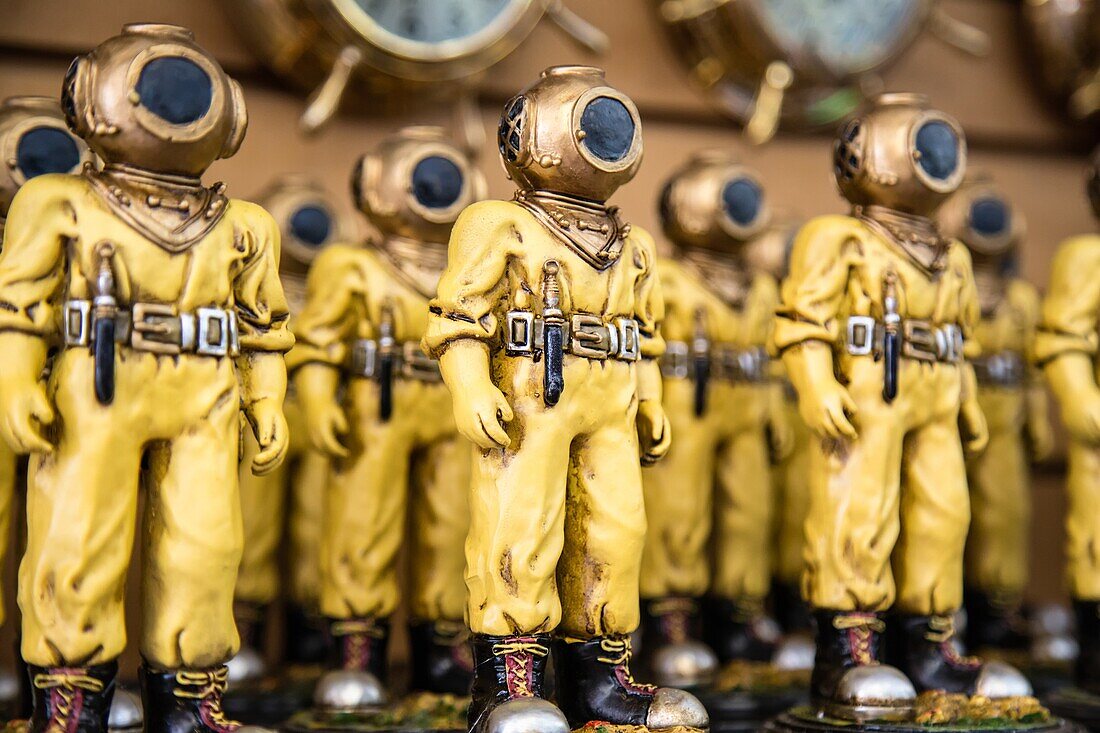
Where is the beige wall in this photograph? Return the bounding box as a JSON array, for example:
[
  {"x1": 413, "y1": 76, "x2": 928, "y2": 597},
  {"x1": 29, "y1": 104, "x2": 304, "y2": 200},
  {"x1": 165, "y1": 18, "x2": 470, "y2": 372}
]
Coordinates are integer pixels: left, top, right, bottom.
[{"x1": 0, "y1": 0, "x2": 1092, "y2": 672}]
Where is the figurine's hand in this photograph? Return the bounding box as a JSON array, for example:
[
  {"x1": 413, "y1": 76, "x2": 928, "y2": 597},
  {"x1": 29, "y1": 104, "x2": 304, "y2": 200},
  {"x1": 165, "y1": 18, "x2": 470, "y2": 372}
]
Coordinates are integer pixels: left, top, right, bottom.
[
  {"x1": 636, "y1": 399, "x2": 671, "y2": 466},
  {"x1": 452, "y1": 383, "x2": 513, "y2": 451},
  {"x1": 304, "y1": 402, "x2": 349, "y2": 458},
  {"x1": 798, "y1": 380, "x2": 858, "y2": 441},
  {"x1": 0, "y1": 383, "x2": 54, "y2": 454},
  {"x1": 245, "y1": 397, "x2": 290, "y2": 475},
  {"x1": 959, "y1": 398, "x2": 989, "y2": 455},
  {"x1": 1061, "y1": 391, "x2": 1100, "y2": 445}
]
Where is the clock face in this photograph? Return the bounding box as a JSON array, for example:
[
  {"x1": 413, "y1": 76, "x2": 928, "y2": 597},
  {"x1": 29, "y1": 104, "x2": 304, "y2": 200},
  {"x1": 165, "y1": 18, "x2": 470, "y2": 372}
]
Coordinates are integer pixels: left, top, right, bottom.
[
  {"x1": 753, "y1": 0, "x2": 924, "y2": 78},
  {"x1": 334, "y1": 0, "x2": 532, "y2": 60}
]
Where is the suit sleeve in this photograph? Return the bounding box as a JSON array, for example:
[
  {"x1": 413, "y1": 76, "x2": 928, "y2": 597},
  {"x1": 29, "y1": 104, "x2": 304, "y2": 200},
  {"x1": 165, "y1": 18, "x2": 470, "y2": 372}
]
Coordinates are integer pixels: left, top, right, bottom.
[
  {"x1": 629, "y1": 226, "x2": 666, "y2": 360},
  {"x1": 233, "y1": 201, "x2": 294, "y2": 354},
  {"x1": 1035, "y1": 236, "x2": 1100, "y2": 364},
  {"x1": 287, "y1": 244, "x2": 366, "y2": 370},
  {"x1": 773, "y1": 215, "x2": 858, "y2": 352},
  {"x1": 0, "y1": 174, "x2": 76, "y2": 339},
  {"x1": 422, "y1": 200, "x2": 512, "y2": 358}
]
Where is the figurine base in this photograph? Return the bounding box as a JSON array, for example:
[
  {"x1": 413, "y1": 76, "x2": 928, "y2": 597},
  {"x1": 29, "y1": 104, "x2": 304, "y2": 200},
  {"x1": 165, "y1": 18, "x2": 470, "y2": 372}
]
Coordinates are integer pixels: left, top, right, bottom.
[
  {"x1": 224, "y1": 666, "x2": 320, "y2": 726},
  {"x1": 1045, "y1": 689, "x2": 1100, "y2": 733},
  {"x1": 282, "y1": 693, "x2": 468, "y2": 733},
  {"x1": 695, "y1": 662, "x2": 809, "y2": 732},
  {"x1": 763, "y1": 696, "x2": 1078, "y2": 733}
]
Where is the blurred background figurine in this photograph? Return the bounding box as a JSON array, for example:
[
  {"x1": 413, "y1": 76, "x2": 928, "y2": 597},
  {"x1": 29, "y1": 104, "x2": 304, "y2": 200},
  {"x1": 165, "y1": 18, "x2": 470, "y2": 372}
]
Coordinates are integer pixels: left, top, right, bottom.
[
  {"x1": 0, "y1": 24, "x2": 291, "y2": 733},
  {"x1": 640, "y1": 151, "x2": 796, "y2": 706},
  {"x1": 1036, "y1": 147, "x2": 1100, "y2": 725},
  {"x1": 936, "y1": 175, "x2": 1054, "y2": 661},
  {"x1": 423, "y1": 66, "x2": 707, "y2": 733},
  {"x1": 774, "y1": 93, "x2": 1032, "y2": 723},
  {"x1": 289, "y1": 127, "x2": 483, "y2": 724},
  {"x1": 226, "y1": 176, "x2": 355, "y2": 719},
  {"x1": 0, "y1": 95, "x2": 92, "y2": 721}
]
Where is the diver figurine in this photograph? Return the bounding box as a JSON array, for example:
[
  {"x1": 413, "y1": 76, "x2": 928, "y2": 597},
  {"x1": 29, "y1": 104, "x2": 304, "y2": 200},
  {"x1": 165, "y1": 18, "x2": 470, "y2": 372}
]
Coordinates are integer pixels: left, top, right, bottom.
[
  {"x1": 0, "y1": 25, "x2": 291, "y2": 733},
  {"x1": 424, "y1": 66, "x2": 708, "y2": 733},
  {"x1": 774, "y1": 94, "x2": 1031, "y2": 722},
  {"x1": 291, "y1": 127, "x2": 483, "y2": 720},
  {"x1": 937, "y1": 175, "x2": 1052, "y2": 658},
  {"x1": 640, "y1": 151, "x2": 792, "y2": 689},
  {"x1": 225, "y1": 177, "x2": 354, "y2": 721},
  {"x1": 1037, "y1": 147, "x2": 1100, "y2": 727}
]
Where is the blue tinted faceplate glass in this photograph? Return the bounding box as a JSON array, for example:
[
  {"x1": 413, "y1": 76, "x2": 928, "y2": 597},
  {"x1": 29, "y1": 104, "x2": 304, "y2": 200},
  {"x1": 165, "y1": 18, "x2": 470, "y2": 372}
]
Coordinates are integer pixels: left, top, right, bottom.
[
  {"x1": 579, "y1": 97, "x2": 635, "y2": 163},
  {"x1": 914, "y1": 120, "x2": 959, "y2": 181},
  {"x1": 16, "y1": 127, "x2": 81, "y2": 179},
  {"x1": 722, "y1": 178, "x2": 762, "y2": 226},
  {"x1": 290, "y1": 205, "x2": 332, "y2": 247},
  {"x1": 412, "y1": 155, "x2": 463, "y2": 209},
  {"x1": 136, "y1": 57, "x2": 213, "y2": 125},
  {"x1": 970, "y1": 197, "x2": 1010, "y2": 237}
]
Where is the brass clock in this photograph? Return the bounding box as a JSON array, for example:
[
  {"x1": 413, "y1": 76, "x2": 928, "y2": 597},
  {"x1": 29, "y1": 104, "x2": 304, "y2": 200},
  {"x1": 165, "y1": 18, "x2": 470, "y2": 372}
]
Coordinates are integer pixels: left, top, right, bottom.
[
  {"x1": 226, "y1": 0, "x2": 607, "y2": 134},
  {"x1": 1021, "y1": 0, "x2": 1100, "y2": 124},
  {"x1": 654, "y1": 0, "x2": 988, "y2": 143}
]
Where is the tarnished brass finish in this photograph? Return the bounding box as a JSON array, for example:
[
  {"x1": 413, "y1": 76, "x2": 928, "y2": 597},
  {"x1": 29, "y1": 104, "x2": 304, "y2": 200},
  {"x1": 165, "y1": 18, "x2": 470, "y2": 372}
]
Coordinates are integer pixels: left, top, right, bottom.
[
  {"x1": 353, "y1": 126, "x2": 485, "y2": 246},
  {"x1": 835, "y1": 93, "x2": 966, "y2": 217},
  {"x1": 255, "y1": 174, "x2": 356, "y2": 276},
  {"x1": 63, "y1": 23, "x2": 247, "y2": 176},
  {"x1": 1022, "y1": 0, "x2": 1100, "y2": 122},
  {"x1": 0, "y1": 97, "x2": 91, "y2": 220},
  {"x1": 500, "y1": 66, "x2": 642, "y2": 203},
  {"x1": 937, "y1": 175, "x2": 1022, "y2": 261},
  {"x1": 659, "y1": 149, "x2": 770, "y2": 254}
]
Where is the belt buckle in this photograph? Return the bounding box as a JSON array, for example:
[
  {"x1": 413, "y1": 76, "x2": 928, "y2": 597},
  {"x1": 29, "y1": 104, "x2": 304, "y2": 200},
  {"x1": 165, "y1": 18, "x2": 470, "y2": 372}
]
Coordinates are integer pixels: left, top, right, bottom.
[
  {"x1": 505, "y1": 311, "x2": 535, "y2": 355},
  {"x1": 739, "y1": 348, "x2": 765, "y2": 381},
  {"x1": 570, "y1": 313, "x2": 608, "y2": 359},
  {"x1": 940, "y1": 324, "x2": 963, "y2": 363},
  {"x1": 132, "y1": 302, "x2": 181, "y2": 355},
  {"x1": 617, "y1": 318, "x2": 640, "y2": 361},
  {"x1": 846, "y1": 316, "x2": 876, "y2": 356},
  {"x1": 902, "y1": 321, "x2": 937, "y2": 363},
  {"x1": 351, "y1": 339, "x2": 378, "y2": 378},
  {"x1": 663, "y1": 341, "x2": 689, "y2": 378},
  {"x1": 196, "y1": 307, "x2": 231, "y2": 357},
  {"x1": 63, "y1": 300, "x2": 90, "y2": 347}
]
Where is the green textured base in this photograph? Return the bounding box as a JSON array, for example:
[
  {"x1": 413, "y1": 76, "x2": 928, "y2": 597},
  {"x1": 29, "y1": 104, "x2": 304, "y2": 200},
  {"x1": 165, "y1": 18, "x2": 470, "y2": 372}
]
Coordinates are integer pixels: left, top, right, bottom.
[
  {"x1": 1045, "y1": 689, "x2": 1100, "y2": 733},
  {"x1": 762, "y1": 706, "x2": 1082, "y2": 733}
]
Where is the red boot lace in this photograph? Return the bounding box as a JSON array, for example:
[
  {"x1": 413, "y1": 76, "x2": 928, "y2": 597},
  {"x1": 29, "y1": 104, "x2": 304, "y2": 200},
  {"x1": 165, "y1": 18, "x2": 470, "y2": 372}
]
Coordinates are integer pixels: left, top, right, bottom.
[
  {"x1": 927, "y1": 615, "x2": 980, "y2": 670},
  {"x1": 833, "y1": 613, "x2": 886, "y2": 666},
  {"x1": 332, "y1": 619, "x2": 385, "y2": 672},
  {"x1": 174, "y1": 668, "x2": 240, "y2": 733},
  {"x1": 597, "y1": 637, "x2": 656, "y2": 695},
  {"x1": 491, "y1": 637, "x2": 549, "y2": 699},
  {"x1": 33, "y1": 669, "x2": 105, "y2": 733}
]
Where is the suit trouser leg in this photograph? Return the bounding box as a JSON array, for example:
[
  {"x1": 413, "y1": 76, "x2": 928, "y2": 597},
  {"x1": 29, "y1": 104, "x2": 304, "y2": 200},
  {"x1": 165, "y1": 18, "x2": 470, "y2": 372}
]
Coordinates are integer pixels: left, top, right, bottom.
[
  {"x1": 1066, "y1": 440, "x2": 1100, "y2": 599},
  {"x1": 802, "y1": 401, "x2": 905, "y2": 613},
  {"x1": 711, "y1": 424, "x2": 774, "y2": 603},
  {"x1": 19, "y1": 406, "x2": 142, "y2": 667},
  {"x1": 141, "y1": 385, "x2": 244, "y2": 669},
  {"x1": 639, "y1": 379, "x2": 715, "y2": 599},
  {"x1": 964, "y1": 415, "x2": 1029, "y2": 597},
  {"x1": 409, "y1": 434, "x2": 471, "y2": 624},
  {"x1": 893, "y1": 416, "x2": 970, "y2": 615}
]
